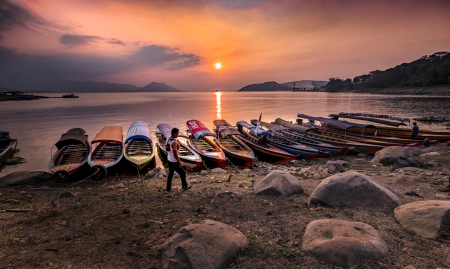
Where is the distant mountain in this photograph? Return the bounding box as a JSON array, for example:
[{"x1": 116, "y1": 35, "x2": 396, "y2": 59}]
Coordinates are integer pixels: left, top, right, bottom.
[
  {"x1": 238, "y1": 80, "x2": 327, "y2": 91},
  {"x1": 282, "y1": 80, "x2": 328, "y2": 89},
  {"x1": 136, "y1": 82, "x2": 181, "y2": 92},
  {"x1": 0, "y1": 78, "x2": 181, "y2": 92},
  {"x1": 238, "y1": 81, "x2": 291, "y2": 91}
]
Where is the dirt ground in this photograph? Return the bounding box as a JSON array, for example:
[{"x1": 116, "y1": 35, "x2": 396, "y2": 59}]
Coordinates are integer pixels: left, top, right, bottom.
[{"x1": 1, "y1": 147, "x2": 450, "y2": 269}]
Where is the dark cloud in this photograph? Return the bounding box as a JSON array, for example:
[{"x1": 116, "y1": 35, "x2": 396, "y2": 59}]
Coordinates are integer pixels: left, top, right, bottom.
[
  {"x1": 107, "y1": 38, "x2": 125, "y2": 46},
  {"x1": 129, "y1": 45, "x2": 202, "y2": 69},
  {"x1": 60, "y1": 34, "x2": 126, "y2": 47},
  {"x1": 0, "y1": 0, "x2": 41, "y2": 38},
  {"x1": 60, "y1": 34, "x2": 102, "y2": 46},
  {"x1": 0, "y1": 43, "x2": 202, "y2": 86}
]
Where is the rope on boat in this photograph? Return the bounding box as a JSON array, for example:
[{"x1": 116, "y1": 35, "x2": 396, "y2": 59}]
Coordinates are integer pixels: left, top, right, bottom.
[
  {"x1": 66, "y1": 168, "x2": 100, "y2": 188},
  {"x1": 226, "y1": 157, "x2": 243, "y2": 175}
]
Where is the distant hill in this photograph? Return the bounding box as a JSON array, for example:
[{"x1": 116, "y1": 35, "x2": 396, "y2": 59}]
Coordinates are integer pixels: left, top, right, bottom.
[
  {"x1": 0, "y1": 78, "x2": 181, "y2": 92},
  {"x1": 136, "y1": 82, "x2": 180, "y2": 92},
  {"x1": 238, "y1": 80, "x2": 327, "y2": 91},
  {"x1": 326, "y1": 51, "x2": 450, "y2": 92}
]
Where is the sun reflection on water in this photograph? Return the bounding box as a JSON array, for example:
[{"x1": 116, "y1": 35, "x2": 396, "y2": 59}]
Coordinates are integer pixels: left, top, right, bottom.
[{"x1": 215, "y1": 92, "x2": 222, "y2": 119}]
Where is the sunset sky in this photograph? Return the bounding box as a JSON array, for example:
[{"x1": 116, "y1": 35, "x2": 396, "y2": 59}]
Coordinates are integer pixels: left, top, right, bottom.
[{"x1": 0, "y1": 0, "x2": 449, "y2": 91}]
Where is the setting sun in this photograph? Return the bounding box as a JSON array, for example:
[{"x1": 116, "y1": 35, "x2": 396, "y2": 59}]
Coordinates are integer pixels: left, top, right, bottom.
[{"x1": 215, "y1": 62, "x2": 222, "y2": 70}]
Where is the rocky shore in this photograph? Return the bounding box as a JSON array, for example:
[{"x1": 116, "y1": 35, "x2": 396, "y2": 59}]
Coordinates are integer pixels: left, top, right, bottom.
[{"x1": 1, "y1": 144, "x2": 450, "y2": 268}]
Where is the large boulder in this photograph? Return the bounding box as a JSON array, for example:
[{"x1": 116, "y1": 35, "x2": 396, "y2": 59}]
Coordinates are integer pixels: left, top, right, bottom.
[
  {"x1": 0, "y1": 171, "x2": 53, "y2": 187},
  {"x1": 394, "y1": 200, "x2": 450, "y2": 239},
  {"x1": 161, "y1": 220, "x2": 248, "y2": 269},
  {"x1": 302, "y1": 219, "x2": 389, "y2": 267},
  {"x1": 309, "y1": 171, "x2": 402, "y2": 212},
  {"x1": 444, "y1": 115, "x2": 450, "y2": 121},
  {"x1": 371, "y1": 146, "x2": 422, "y2": 165},
  {"x1": 254, "y1": 170, "x2": 304, "y2": 196}
]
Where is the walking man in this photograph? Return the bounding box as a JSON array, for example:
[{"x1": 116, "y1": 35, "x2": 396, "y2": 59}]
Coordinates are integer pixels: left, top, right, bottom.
[
  {"x1": 411, "y1": 122, "x2": 419, "y2": 139},
  {"x1": 166, "y1": 128, "x2": 191, "y2": 192}
]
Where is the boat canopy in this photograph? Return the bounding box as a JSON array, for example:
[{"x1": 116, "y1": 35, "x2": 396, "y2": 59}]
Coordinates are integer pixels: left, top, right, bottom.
[
  {"x1": 187, "y1": 120, "x2": 214, "y2": 140},
  {"x1": 157, "y1": 123, "x2": 188, "y2": 138},
  {"x1": 55, "y1": 128, "x2": 89, "y2": 150},
  {"x1": 214, "y1": 120, "x2": 241, "y2": 138},
  {"x1": 329, "y1": 114, "x2": 407, "y2": 127},
  {"x1": 92, "y1": 126, "x2": 123, "y2": 144},
  {"x1": 297, "y1": 114, "x2": 376, "y2": 130},
  {"x1": 125, "y1": 121, "x2": 152, "y2": 143},
  {"x1": 274, "y1": 118, "x2": 312, "y2": 133},
  {"x1": 339, "y1": 112, "x2": 410, "y2": 123}
]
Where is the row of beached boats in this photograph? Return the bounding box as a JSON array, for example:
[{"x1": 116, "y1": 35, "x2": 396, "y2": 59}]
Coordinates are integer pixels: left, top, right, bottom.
[{"x1": 46, "y1": 114, "x2": 450, "y2": 181}]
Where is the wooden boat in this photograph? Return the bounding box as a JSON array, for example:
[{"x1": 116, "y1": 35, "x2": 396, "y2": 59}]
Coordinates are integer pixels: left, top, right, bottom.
[
  {"x1": 124, "y1": 121, "x2": 156, "y2": 172},
  {"x1": 186, "y1": 120, "x2": 227, "y2": 168},
  {"x1": 87, "y1": 126, "x2": 123, "y2": 179},
  {"x1": 263, "y1": 119, "x2": 353, "y2": 157},
  {"x1": 48, "y1": 128, "x2": 90, "y2": 180},
  {"x1": 156, "y1": 123, "x2": 204, "y2": 170},
  {"x1": 0, "y1": 132, "x2": 18, "y2": 165},
  {"x1": 244, "y1": 121, "x2": 327, "y2": 159},
  {"x1": 213, "y1": 119, "x2": 255, "y2": 167},
  {"x1": 236, "y1": 121, "x2": 299, "y2": 163}
]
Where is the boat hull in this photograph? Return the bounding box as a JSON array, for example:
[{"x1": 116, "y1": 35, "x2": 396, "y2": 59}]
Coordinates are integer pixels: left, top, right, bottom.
[
  {"x1": 0, "y1": 139, "x2": 17, "y2": 165},
  {"x1": 214, "y1": 136, "x2": 255, "y2": 167},
  {"x1": 187, "y1": 137, "x2": 226, "y2": 168},
  {"x1": 238, "y1": 132, "x2": 299, "y2": 163}
]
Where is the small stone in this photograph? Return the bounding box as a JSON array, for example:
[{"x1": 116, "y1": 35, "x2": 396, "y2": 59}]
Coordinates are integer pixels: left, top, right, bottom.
[
  {"x1": 266, "y1": 210, "x2": 273, "y2": 216},
  {"x1": 59, "y1": 192, "x2": 75, "y2": 199},
  {"x1": 123, "y1": 209, "x2": 130, "y2": 214},
  {"x1": 404, "y1": 266, "x2": 416, "y2": 269},
  {"x1": 66, "y1": 235, "x2": 77, "y2": 241},
  {"x1": 262, "y1": 200, "x2": 271, "y2": 205},
  {"x1": 211, "y1": 168, "x2": 227, "y2": 174},
  {"x1": 238, "y1": 183, "x2": 244, "y2": 188}
]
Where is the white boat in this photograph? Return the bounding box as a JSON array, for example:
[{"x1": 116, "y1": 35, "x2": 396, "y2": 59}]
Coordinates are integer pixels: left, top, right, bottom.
[
  {"x1": 156, "y1": 123, "x2": 204, "y2": 170},
  {"x1": 123, "y1": 121, "x2": 155, "y2": 171},
  {"x1": 87, "y1": 126, "x2": 124, "y2": 179},
  {"x1": 0, "y1": 132, "x2": 17, "y2": 165}
]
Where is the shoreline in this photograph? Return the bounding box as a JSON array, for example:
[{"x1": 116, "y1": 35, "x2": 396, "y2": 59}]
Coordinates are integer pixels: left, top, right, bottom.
[{"x1": 1, "y1": 144, "x2": 449, "y2": 268}]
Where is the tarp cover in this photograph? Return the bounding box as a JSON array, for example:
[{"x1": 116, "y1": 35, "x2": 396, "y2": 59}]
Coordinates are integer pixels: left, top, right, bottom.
[
  {"x1": 329, "y1": 114, "x2": 407, "y2": 127},
  {"x1": 55, "y1": 128, "x2": 89, "y2": 149},
  {"x1": 250, "y1": 120, "x2": 289, "y2": 131},
  {"x1": 92, "y1": 126, "x2": 123, "y2": 143},
  {"x1": 157, "y1": 123, "x2": 188, "y2": 138},
  {"x1": 213, "y1": 119, "x2": 241, "y2": 138},
  {"x1": 339, "y1": 112, "x2": 410, "y2": 123},
  {"x1": 187, "y1": 120, "x2": 214, "y2": 139},
  {"x1": 275, "y1": 118, "x2": 312, "y2": 133},
  {"x1": 297, "y1": 114, "x2": 375, "y2": 130},
  {"x1": 125, "y1": 121, "x2": 152, "y2": 143},
  {"x1": 237, "y1": 121, "x2": 271, "y2": 137}
]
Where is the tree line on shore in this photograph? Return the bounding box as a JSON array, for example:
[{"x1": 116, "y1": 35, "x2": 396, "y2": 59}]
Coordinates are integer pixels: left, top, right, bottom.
[{"x1": 327, "y1": 51, "x2": 450, "y2": 91}]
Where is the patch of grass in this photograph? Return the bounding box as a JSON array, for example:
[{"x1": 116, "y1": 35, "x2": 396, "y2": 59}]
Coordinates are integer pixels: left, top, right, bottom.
[{"x1": 8, "y1": 235, "x2": 20, "y2": 242}]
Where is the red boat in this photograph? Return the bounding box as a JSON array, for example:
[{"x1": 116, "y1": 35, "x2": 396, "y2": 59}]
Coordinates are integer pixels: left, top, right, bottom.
[{"x1": 186, "y1": 120, "x2": 227, "y2": 168}]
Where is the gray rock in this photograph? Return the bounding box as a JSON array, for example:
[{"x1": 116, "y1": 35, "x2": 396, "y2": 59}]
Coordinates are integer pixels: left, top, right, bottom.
[
  {"x1": 334, "y1": 160, "x2": 349, "y2": 167},
  {"x1": 59, "y1": 192, "x2": 76, "y2": 199},
  {"x1": 0, "y1": 171, "x2": 53, "y2": 187},
  {"x1": 309, "y1": 171, "x2": 402, "y2": 212},
  {"x1": 313, "y1": 173, "x2": 322, "y2": 180},
  {"x1": 161, "y1": 219, "x2": 248, "y2": 269},
  {"x1": 211, "y1": 168, "x2": 227, "y2": 174},
  {"x1": 145, "y1": 167, "x2": 163, "y2": 179},
  {"x1": 254, "y1": 170, "x2": 304, "y2": 196},
  {"x1": 352, "y1": 158, "x2": 366, "y2": 164},
  {"x1": 3, "y1": 156, "x2": 26, "y2": 165},
  {"x1": 430, "y1": 116, "x2": 444, "y2": 121},
  {"x1": 444, "y1": 115, "x2": 450, "y2": 121},
  {"x1": 302, "y1": 219, "x2": 388, "y2": 267},
  {"x1": 371, "y1": 146, "x2": 421, "y2": 165},
  {"x1": 326, "y1": 161, "x2": 345, "y2": 174},
  {"x1": 392, "y1": 157, "x2": 424, "y2": 170},
  {"x1": 394, "y1": 200, "x2": 450, "y2": 239},
  {"x1": 414, "y1": 116, "x2": 432, "y2": 121},
  {"x1": 404, "y1": 266, "x2": 416, "y2": 269},
  {"x1": 394, "y1": 174, "x2": 419, "y2": 184}
]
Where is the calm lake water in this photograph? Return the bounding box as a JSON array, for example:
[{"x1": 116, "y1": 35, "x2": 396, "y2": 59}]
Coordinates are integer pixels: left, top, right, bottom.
[{"x1": 1, "y1": 91, "x2": 450, "y2": 176}]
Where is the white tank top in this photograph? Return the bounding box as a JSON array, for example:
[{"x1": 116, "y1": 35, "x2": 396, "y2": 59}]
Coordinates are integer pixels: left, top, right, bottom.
[{"x1": 167, "y1": 139, "x2": 178, "y2": 163}]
